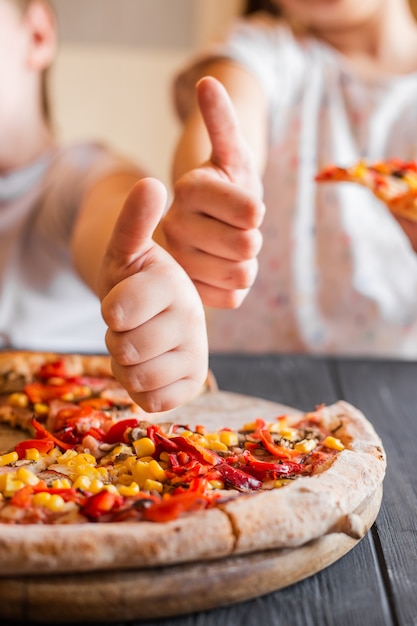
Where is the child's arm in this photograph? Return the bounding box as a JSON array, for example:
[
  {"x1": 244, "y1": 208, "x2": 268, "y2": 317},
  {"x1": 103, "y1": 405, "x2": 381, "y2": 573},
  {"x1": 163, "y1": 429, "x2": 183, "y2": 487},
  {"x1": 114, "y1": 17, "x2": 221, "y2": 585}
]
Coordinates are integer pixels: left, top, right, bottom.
[
  {"x1": 156, "y1": 70, "x2": 267, "y2": 309},
  {"x1": 70, "y1": 175, "x2": 209, "y2": 413}
]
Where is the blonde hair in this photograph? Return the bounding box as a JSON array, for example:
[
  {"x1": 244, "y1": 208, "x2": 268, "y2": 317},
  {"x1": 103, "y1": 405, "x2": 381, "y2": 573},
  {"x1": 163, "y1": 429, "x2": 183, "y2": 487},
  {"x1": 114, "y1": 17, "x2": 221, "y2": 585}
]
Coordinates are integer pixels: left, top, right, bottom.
[{"x1": 8, "y1": 0, "x2": 54, "y2": 127}]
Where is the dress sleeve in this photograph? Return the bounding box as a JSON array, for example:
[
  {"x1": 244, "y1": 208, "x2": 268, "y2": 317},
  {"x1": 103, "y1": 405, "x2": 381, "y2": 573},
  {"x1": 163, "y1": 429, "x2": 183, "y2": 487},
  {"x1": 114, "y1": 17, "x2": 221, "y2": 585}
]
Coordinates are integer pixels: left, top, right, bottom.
[{"x1": 38, "y1": 142, "x2": 144, "y2": 248}]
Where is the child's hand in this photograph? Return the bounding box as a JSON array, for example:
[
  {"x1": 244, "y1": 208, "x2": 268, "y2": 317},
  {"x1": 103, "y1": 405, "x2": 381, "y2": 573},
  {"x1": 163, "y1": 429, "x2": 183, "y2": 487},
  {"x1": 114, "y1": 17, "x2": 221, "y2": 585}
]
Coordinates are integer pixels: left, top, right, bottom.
[
  {"x1": 97, "y1": 177, "x2": 208, "y2": 413},
  {"x1": 160, "y1": 76, "x2": 265, "y2": 309}
]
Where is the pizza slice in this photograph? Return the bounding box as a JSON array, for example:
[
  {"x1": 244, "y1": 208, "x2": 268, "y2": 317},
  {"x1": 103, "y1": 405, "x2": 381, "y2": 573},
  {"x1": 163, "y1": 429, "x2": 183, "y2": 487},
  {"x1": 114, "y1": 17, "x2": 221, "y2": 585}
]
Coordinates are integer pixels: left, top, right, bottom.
[{"x1": 315, "y1": 159, "x2": 417, "y2": 222}]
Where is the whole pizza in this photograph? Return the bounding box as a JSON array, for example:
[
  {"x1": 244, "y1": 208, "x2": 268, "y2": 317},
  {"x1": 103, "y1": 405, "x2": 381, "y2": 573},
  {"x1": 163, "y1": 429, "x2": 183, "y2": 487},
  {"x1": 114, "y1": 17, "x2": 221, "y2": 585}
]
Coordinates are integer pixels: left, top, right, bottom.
[{"x1": 0, "y1": 351, "x2": 386, "y2": 576}]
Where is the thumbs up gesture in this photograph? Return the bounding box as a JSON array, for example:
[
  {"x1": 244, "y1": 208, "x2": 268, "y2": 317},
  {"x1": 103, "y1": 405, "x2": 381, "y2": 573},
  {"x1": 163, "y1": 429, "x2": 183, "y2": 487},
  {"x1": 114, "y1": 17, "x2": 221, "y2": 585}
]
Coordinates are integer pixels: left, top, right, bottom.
[
  {"x1": 97, "y1": 177, "x2": 208, "y2": 413},
  {"x1": 159, "y1": 76, "x2": 265, "y2": 309}
]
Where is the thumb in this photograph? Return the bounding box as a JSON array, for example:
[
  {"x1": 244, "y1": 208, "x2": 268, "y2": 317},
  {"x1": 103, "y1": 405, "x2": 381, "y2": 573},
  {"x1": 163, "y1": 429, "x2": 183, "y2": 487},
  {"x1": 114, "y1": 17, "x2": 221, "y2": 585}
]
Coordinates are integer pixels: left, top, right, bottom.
[
  {"x1": 98, "y1": 177, "x2": 167, "y2": 298},
  {"x1": 196, "y1": 75, "x2": 251, "y2": 179},
  {"x1": 108, "y1": 177, "x2": 167, "y2": 260}
]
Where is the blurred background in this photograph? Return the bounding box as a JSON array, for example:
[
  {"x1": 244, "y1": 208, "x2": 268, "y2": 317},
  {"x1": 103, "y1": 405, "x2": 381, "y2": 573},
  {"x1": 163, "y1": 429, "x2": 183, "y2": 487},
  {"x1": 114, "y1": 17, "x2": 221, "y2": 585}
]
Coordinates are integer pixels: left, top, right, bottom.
[
  {"x1": 49, "y1": 0, "x2": 244, "y2": 188},
  {"x1": 48, "y1": 0, "x2": 417, "y2": 188}
]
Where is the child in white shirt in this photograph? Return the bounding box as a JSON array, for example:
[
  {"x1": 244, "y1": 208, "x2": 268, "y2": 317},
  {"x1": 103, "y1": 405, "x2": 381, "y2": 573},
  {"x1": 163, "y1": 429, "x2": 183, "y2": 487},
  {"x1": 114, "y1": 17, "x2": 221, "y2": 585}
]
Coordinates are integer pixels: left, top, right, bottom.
[{"x1": 160, "y1": 0, "x2": 417, "y2": 358}]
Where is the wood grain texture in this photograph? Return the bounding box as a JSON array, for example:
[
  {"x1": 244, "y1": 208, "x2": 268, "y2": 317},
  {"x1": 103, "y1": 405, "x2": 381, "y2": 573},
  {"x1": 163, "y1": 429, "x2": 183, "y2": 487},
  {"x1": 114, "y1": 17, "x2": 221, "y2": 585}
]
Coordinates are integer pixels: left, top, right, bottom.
[{"x1": 333, "y1": 358, "x2": 417, "y2": 626}]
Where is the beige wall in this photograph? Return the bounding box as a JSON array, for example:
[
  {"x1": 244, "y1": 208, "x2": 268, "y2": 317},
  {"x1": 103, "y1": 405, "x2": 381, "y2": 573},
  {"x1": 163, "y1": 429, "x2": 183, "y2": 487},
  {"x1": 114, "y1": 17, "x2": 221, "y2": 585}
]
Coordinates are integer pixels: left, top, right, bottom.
[{"x1": 50, "y1": 0, "x2": 243, "y2": 188}]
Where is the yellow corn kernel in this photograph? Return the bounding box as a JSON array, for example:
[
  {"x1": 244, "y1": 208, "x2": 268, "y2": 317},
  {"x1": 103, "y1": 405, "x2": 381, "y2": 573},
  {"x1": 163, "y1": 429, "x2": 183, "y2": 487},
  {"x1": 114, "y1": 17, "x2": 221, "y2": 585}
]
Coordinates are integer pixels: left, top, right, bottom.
[
  {"x1": 121, "y1": 456, "x2": 136, "y2": 472},
  {"x1": 7, "y1": 392, "x2": 29, "y2": 408},
  {"x1": 136, "y1": 455, "x2": 154, "y2": 463},
  {"x1": 52, "y1": 478, "x2": 72, "y2": 489},
  {"x1": 97, "y1": 467, "x2": 109, "y2": 480},
  {"x1": 280, "y1": 428, "x2": 298, "y2": 442},
  {"x1": 148, "y1": 460, "x2": 167, "y2": 482},
  {"x1": 274, "y1": 478, "x2": 292, "y2": 488},
  {"x1": 269, "y1": 416, "x2": 288, "y2": 432},
  {"x1": 294, "y1": 439, "x2": 317, "y2": 453},
  {"x1": 88, "y1": 479, "x2": 105, "y2": 494},
  {"x1": 143, "y1": 478, "x2": 163, "y2": 493},
  {"x1": 208, "y1": 479, "x2": 224, "y2": 490},
  {"x1": 109, "y1": 444, "x2": 125, "y2": 457},
  {"x1": 118, "y1": 482, "x2": 140, "y2": 497},
  {"x1": 45, "y1": 494, "x2": 66, "y2": 512},
  {"x1": 353, "y1": 161, "x2": 367, "y2": 180},
  {"x1": 323, "y1": 436, "x2": 344, "y2": 451},
  {"x1": 205, "y1": 440, "x2": 228, "y2": 452},
  {"x1": 61, "y1": 392, "x2": 75, "y2": 402},
  {"x1": 404, "y1": 174, "x2": 417, "y2": 190},
  {"x1": 131, "y1": 460, "x2": 151, "y2": 488},
  {"x1": 33, "y1": 402, "x2": 49, "y2": 415},
  {"x1": 72, "y1": 465, "x2": 101, "y2": 481},
  {"x1": 113, "y1": 463, "x2": 129, "y2": 477},
  {"x1": 219, "y1": 430, "x2": 239, "y2": 447},
  {"x1": 25, "y1": 448, "x2": 41, "y2": 461},
  {"x1": 48, "y1": 447, "x2": 62, "y2": 458},
  {"x1": 57, "y1": 449, "x2": 77, "y2": 463},
  {"x1": 204, "y1": 432, "x2": 220, "y2": 442},
  {"x1": 159, "y1": 451, "x2": 170, "y2": 463},
  {"x1": 16, "y1": 467, "x2": 40, "y2": 486},
  {"x1": 0, "y1": 451, "x2": 18, "y2": 467},
  {"x1": 116, "y1": 473, "x2": 135, "y2": 486},
  {"x1": 132, "y1": 437, "x2": 155, "y2": 458},
  {"x1": 1, "y1": 475, "x2": 24, "y2": 497},
  {"x1": 72, "y1": 475, "x2": 91, "y2": 491},
  {"x1": 32, "y1": 492, "x2": 52, "y2": 507},
  {"x1": 73, "y1": 453, "x2": 96, "y2": 466},
  {"x1": 102, "y1": 484, "x2": 119, "y2": 494},
  {"x1": 0, "y1": 474, "x2": 8, "y2": 492}
]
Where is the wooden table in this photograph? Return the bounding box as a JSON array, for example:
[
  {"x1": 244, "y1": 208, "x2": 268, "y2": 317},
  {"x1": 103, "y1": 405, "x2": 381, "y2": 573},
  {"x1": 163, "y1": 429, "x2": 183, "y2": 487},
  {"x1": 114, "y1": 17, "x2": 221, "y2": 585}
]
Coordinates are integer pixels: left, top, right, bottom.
[{"x1": 3, "y1": 353, "x2": 416, "y2": 626}]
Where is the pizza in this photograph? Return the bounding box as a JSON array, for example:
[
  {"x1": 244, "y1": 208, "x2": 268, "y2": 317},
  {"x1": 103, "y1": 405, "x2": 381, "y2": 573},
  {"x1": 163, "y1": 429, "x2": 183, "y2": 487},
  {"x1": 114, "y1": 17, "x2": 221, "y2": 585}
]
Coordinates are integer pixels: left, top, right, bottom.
[
  {"x1": 315, "y1": 158, "x2": 417, "y2": 221},
  {"x1": 0, "y1": 350, "x2": 386, "y2": 576}
]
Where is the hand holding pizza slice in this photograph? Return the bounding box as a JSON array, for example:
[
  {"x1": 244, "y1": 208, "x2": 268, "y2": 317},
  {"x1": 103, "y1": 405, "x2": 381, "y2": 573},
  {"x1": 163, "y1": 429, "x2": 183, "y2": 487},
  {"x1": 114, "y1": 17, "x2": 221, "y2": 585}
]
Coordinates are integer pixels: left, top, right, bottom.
[{"x1": 315, "y1": 159, "x2": 417, "y2": 222}]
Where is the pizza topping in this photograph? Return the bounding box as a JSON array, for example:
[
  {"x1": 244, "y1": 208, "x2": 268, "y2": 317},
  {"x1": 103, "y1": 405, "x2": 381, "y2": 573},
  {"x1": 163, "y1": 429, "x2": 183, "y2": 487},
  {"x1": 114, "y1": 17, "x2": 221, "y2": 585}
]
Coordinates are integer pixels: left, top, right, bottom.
[
  {"x1": 0, "y1": 408, "x2": 344, "y2": 524},
  {"x1": 0, "y1": 357, "x2": 347, "y2": 524}
]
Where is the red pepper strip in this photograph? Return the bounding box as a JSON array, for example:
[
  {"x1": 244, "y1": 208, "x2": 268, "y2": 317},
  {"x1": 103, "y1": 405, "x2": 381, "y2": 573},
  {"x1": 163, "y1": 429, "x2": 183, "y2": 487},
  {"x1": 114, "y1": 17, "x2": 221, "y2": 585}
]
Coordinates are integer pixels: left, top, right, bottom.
[
  {"x1": 259, "y1": 429, "x2": 299, "y2": 459},
  {"x1": 83, "y1": 427, "x2": 106, "y2": 442},
  {"x1": 31, "y1": 417, "x2": 74, "y2": 451},
  {"x1": 38, "y1": 359, "x2": 69, "y2": 380},
  {"x1": 143, "y1": 486, "x2": 210, "y2": 522},
  {"x1": 170, "y1": 436, "x2": 222, "y2": 466},
  {"x1": 103, "y1": 418, "x2": 140, "y2": 444},
  {"x1": 241, "y1": 450, "x2": 303, "y2": 479},
  {"x1": 14, "y1": 439, "x2": 55, "y2": 459},
  {"x1": 54, "y1": 405, "x2": 96, "y2": 428},
  {"x1": 79, "y1": 397, "x2": 113, "y2": 410},
  {"x1": 216, "y1": 463, "x2": 262, "y2": 492},
  {"x1": 24, "y1": 381, "x2": 87, "y2": 404},
  {"x1": 81, "y1": 491, "x2": 124, "y2": 519},
  {"x1": 147, "y1": 426, "x2": 180, "y2": 454}
]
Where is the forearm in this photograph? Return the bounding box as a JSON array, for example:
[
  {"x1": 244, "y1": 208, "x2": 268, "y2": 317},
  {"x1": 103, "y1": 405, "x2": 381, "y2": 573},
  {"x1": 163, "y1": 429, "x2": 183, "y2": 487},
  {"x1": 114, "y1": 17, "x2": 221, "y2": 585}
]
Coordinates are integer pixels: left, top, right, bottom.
[
  {"x1": 70, "y1": 171, "x2": 144, "y2": 294},
  {"x1": 172, "y1": 60, "x2": 269, "y2": 183}
]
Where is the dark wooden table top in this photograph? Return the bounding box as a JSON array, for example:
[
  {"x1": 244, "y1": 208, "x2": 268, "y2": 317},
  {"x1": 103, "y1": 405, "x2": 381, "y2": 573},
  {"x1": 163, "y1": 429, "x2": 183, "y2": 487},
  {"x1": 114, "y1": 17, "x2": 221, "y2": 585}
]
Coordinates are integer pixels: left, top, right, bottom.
[{"x1": 3, "y1": 353, "x2": 416, "y2": 626}]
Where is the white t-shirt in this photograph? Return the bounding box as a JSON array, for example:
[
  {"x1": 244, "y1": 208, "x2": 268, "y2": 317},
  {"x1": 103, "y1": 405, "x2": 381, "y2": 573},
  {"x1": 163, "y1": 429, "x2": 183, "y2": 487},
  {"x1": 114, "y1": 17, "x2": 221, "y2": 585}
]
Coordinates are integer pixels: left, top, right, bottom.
[
  {"x1": 0, "y1": 142, "x2": 139, "y2": 353},
  {"x1": 175, "y1": 12, "x2": 417, "y2": 358}
]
